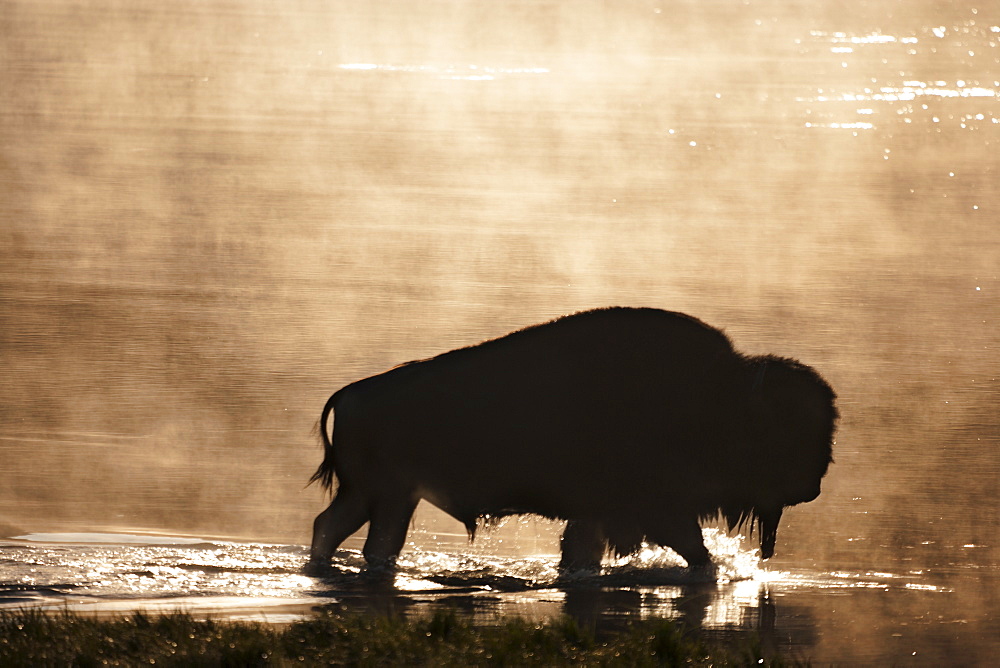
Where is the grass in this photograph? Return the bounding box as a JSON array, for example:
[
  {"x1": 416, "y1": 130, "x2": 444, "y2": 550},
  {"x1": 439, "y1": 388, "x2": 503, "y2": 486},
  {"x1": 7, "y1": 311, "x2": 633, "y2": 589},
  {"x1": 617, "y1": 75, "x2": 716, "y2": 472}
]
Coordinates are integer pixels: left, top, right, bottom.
[{"x1": 0, "y1": 607, "x2": 803, "y2": 667}]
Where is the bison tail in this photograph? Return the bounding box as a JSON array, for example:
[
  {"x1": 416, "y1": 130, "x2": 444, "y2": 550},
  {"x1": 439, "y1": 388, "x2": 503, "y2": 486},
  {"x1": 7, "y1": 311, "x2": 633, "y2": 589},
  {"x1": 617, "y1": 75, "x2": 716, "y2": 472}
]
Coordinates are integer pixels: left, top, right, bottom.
[{"x1": 308, "y1": 392, "x2": 338, "y2": 493}]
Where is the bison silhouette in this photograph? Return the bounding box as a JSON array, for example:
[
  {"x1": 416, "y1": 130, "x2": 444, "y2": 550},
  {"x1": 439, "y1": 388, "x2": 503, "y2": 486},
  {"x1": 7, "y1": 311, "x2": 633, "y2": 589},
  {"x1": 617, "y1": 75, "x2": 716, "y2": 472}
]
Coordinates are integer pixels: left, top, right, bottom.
[{"x1": 309, "y1": 307, "x2": 837, "y2": 572}]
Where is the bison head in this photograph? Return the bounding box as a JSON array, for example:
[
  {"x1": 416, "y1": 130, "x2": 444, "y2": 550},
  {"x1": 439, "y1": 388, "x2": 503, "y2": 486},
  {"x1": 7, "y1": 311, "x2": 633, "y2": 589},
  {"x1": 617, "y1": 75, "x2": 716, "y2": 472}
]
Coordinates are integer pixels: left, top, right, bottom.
[{"x1": 719, "y1": 354, "x2": 838, "y2": 559}]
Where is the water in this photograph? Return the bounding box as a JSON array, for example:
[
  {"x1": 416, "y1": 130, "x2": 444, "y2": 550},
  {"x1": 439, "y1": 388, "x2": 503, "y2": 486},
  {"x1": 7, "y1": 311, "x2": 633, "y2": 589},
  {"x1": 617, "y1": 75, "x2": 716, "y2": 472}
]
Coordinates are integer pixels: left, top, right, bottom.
[
  {"x1": 0, "y1": 530, "x2": 744, "y2": 623},
  {"x1": 1, "y1": 529, "x2": 992, "y2": 664},
  {"x1": 2, "y1": 0, "x2": 998, "y2": 664}
]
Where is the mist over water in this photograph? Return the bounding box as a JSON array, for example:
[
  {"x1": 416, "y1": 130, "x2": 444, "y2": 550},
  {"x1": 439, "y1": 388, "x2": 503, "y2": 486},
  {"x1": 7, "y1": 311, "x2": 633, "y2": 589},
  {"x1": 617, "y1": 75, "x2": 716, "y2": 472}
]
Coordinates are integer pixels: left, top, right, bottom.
[{"x1": 2, "y1": 0, "x2": 998, "y2": 663}]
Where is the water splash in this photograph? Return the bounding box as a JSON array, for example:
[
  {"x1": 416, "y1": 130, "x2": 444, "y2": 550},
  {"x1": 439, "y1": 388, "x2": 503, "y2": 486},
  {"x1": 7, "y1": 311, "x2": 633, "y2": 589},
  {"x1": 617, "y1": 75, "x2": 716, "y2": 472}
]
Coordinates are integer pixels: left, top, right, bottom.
[{"x1": 601, "y1": 528, "x2": 762, "y2": 585}]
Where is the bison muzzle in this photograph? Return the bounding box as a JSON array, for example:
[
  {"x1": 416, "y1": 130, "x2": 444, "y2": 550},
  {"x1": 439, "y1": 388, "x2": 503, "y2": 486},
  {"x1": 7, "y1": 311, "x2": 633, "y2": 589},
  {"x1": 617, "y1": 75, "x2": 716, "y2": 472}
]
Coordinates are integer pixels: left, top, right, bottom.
[{"x1": 308, "y1": 307, "x2": 837, "y2": 572}]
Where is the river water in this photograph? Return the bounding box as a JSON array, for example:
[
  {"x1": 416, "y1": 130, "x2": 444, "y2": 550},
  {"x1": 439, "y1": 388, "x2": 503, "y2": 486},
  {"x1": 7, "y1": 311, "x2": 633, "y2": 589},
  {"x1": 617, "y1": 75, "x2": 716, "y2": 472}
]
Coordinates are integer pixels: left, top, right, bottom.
[{"x1": 2, "y1": 1, "x2": 998, "y2": 664}]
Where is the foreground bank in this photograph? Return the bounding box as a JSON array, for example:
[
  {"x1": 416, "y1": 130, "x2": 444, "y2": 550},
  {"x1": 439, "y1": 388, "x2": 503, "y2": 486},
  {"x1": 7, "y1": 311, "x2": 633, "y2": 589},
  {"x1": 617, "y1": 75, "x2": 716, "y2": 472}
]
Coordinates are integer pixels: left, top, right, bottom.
[{"x1": 0, "y1": 608, "x2": 801, "y2": 666}]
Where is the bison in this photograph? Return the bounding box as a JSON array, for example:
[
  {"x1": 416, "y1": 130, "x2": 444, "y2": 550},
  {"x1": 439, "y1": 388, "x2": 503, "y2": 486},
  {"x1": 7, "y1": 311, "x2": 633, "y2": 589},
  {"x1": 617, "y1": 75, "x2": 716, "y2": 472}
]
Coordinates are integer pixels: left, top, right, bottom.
[{"x1": 308, "y1": 307, "x2": 837, "y2": 572}]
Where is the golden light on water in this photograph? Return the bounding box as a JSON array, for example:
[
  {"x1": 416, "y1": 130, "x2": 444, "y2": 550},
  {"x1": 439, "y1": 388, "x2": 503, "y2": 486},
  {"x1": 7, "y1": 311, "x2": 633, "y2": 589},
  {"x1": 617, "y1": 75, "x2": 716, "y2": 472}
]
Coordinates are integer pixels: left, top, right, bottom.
[
  {"x1": 797, "y1": 27, "x2": 999, "y2": 131},
  {"x1": 752, "y1": 568, "x2": 788, "y2": 584},
  {"x1": 393, "y1": 575, "x2": 447, "y2": 592}
]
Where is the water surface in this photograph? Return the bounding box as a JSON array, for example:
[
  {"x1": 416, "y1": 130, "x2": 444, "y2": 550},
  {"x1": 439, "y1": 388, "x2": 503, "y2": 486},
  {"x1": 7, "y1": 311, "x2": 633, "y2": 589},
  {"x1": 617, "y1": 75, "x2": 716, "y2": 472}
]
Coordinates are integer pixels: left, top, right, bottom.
[{"x1": 3, "y1": 529, "x2": 991, "y2": 665}]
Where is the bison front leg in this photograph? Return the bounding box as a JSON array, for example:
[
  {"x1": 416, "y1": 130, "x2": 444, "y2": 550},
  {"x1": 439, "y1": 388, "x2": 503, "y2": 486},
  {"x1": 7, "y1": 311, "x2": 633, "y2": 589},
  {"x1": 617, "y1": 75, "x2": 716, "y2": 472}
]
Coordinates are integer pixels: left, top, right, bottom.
[
  {"x1": 309, "y1": 486, "x2": 369, "y2": 567},
  {"x1": 362, "y1": 494, "x2": 418, "y2": 571},
  {"x1": 558, "y1": 520, "x2": 607, "y2": 573}
]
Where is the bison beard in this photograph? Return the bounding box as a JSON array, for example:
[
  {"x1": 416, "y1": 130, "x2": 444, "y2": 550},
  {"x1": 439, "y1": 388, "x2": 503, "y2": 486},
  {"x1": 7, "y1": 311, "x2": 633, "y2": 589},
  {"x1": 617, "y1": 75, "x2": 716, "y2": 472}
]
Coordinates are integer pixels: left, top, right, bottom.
[{"x1": 308, "y1": 307, "x2": 837, "y2": 572}]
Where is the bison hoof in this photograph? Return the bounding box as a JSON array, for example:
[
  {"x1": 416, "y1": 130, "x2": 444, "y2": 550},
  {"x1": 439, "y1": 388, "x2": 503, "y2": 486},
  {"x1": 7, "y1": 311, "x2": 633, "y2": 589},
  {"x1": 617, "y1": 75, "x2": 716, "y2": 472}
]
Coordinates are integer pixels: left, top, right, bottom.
[
  {"x1": 302, "y1": 559, "x2": 333, "y2": 577},
  {"x1": 557, "y1": 560, "x2": 602, "y2": 578},
  {"x1": 363, "y1": 555, "x2": 399, "y2": 574},
  {"x1": 686, "y1": 560, "x2": 718, "y2": 582},
  {"x1": 303, "y1": 558, "x2": 333, "y2": 576},
  {"x1": 557, "y1": 567, "x2": 601, "y2": 581}
]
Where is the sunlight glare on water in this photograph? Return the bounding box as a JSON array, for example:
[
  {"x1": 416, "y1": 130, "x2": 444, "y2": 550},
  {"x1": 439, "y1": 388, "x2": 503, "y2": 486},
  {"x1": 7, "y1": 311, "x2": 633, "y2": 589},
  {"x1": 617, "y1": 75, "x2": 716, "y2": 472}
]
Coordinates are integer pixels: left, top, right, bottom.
[
  {"x1": 0, "y1": 535, "x2": 322, "y2": 607},
  {"x1": 1, "y1": 529, "x2": 781, "y2": 623},
  {"x1": 799, "y1": 25, "x2": 999, "y2": 131}
]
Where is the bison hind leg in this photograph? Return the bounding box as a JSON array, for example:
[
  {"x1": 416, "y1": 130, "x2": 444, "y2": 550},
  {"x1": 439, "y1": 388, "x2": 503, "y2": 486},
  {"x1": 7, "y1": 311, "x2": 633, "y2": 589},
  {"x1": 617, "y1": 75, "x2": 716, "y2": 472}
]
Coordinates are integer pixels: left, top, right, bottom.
[
  {"x1": 362, "y1": 494, "x2": 419, "y2": 571},
  {"x1": 309, "y1": 486, "x2": 369, "y2": 567},
  {"x1": 558, "y1": 520, "x2": 607, "y2": 573}
]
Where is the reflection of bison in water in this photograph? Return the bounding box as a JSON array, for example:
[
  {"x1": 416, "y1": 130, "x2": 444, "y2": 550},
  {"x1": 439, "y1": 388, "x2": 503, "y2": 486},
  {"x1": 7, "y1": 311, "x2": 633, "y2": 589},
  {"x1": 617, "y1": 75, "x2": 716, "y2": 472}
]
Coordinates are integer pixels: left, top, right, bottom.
[{"x1": 309, "y1": 307, "x2": 837, "y2": 572}]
